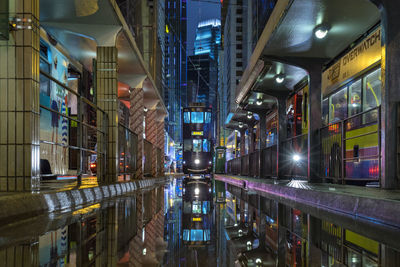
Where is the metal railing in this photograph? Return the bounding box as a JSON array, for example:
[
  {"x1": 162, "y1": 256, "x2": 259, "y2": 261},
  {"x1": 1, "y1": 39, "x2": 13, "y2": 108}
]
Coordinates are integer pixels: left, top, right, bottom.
[
  {"x1": 281, "y1": 133, "x2": 308, "y2": 179},
  {"x1": 118, "y1": 123, "x2": 138, "y2": 181},
  {"x1": 320, "y1": 106, "x2": 381, "y2": 184},
  {"x1": 260, "y1": 145, "x2": 277, "y2": 178},
  {"x1": 39, "y1": 70, "x2": 108, "y2": 181}
]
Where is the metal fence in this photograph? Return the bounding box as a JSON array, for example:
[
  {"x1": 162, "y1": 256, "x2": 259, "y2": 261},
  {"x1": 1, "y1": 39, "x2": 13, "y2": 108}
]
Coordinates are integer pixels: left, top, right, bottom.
[
  {"x1": 260, "y1": 145, "x2": 277, "y2": 178},
  {"x1": 281, "y1": 133, "x2": 308, "y2": 179},
  {"x1": 118, "y1": 123, "x2": 138, "y2": 181},
  {"x1": 39, "y1": 70, "x2": 108, "y2": 181},
  {"x1": 320, "y1": 106, "x2": 381, "y2": 184}
]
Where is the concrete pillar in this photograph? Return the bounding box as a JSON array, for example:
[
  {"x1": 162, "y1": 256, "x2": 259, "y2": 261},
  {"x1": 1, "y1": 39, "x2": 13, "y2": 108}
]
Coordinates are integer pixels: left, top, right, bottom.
[
  {"x1": 277, "y1": 96, "x2": 288, "y2": 179},
  {"x1": 96, "y1": 46, "x2": 118, "y2": 183},
  {"x1": 0, "y1": 0, "x2": 40, "y2": 191},
  {"x1": 106, "y1": 205, "x2": 118, "y2": 267},
  {"x1": 277, "y1": 203, "x2": 287, "y2": 267},
  {"x1": 307, "y1": 66, "x2": 322, "y2": 182},
  {"x1": 307, "y1": 215, "x2": 322, "y2": 267},
  {"x1": 249, "y1": 123, "x2": 255, "y2": 153},
  {"x1": 374, "y1": 0, "x2": 400, "y2": 188},
  {"x1": 239, "y1": 128, "x2": 246, "y2": 156},
  {"x1": 129, "y1": 88, "x2": 144, "y2": 179},
  {"x1": 156, "y1": 120, "x2": 165, "y2": 176},
  {"x1": 259, "y1": 113, "x2": 267, "y2": 150},
  {"x1": 146, "y1": 109, "x2": 157, "y2": 177}
]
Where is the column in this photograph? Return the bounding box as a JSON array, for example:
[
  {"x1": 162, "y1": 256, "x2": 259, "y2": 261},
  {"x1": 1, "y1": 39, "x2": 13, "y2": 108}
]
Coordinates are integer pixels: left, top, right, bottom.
[
  {"x1": 0, "y1": 0, "x2": 40, "y2": 191},
  {"x1": 146, "y1": 109, "x2": 157, "y2": 177},
  {"x1": 277, "y1": 203, "x2": 287, "y2": 267},
  {"x1": 277, "y1": 96, "x2": 288, "y2": 179},
  {"x1": 377, "y1": 0, "x2": 400, "y2": 188},
  {"x1": 96, "y1": 46, "x2": 118, "y2": 183},
  {"x1": 258, "y1": 113, "x2": 267, "y2": 149},
  {"x1": 239, "y1": 128, "x2": 246, "y2": 156},
  {"x1": 307, "y1": 66, "x2": 322, "y2": 182},
  {"x1": 248, "y1": 123, "x2": 255, "y2": 153},
  {"x1": 156, "y1": 120, "x2": 165, "y2": 176},
  {"x1": 129, "y1": 88, "x2": 144, "y2": 179}
]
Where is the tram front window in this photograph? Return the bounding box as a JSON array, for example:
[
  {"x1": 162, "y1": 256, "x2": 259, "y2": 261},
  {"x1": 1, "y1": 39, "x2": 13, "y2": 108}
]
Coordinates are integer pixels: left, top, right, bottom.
[
  {"x1": 192, "y1": 201, "x2": 202, "y2": 214},
  {"x1": 191, "y1": 112, "x2": 204, "y2": 123},
  {"x1": 202, "y1": 139, "x2": 210, "y2": 152},
  {"x1": 205, "y1": 112, "x2": 211, "y2": 123},
  {"x1": 193, "y1": 139, "x2": 202, "y2": 152},
  {"x1": 184, "y1": 111, "x2": 190, "y2": 123},
  {"x1": 184, "y1": 139, "x2": 192, "y2": 151}
]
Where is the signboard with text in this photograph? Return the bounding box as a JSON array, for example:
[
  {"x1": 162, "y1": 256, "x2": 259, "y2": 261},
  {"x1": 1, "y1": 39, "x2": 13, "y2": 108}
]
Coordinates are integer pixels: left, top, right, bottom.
[{"x1": 322, "y1": 27, "x2": 382, "y2": 96}]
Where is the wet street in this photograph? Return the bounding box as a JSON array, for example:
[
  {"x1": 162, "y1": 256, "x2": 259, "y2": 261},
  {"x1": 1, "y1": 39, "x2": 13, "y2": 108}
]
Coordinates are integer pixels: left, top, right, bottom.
[{"x1": 0, "y1": 177, "x2": 399, "y2": 266}]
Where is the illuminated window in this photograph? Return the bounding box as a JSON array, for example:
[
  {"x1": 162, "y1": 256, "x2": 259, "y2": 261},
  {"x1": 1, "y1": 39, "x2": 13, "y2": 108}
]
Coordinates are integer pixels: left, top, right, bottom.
[
  {"x1": 363, "y1": 68, "x2": 381, "y2": 111},
  {"x1": 184, "y1": 111, "x2": 190, "y2": 123},
  {"x1": 205, "y1": 112, "x2": 211, "y2": 123},
  {"x1": 192, "y1": 201, "x2": 202, "y2": 214},
  {"x1": 202, "y1": 201, "x2": 210, "y2": 214},
  {"x1": 183, "y1": 230, "x2": 190, "y2": 241},
  {"x1": 191, "y1": 112, "x2": 204, "y2": 123},
  {"x1": 202, "y1": 139, "x2": 210, "y2": 152},
  {"x1": 349, "y1": 79, "x2": 362, "y2": 116},
  {"x1": 184, "y1": 139, "x2": 192, "y2": 152},
  {"x1": 190, "y1": 229, "x2": 203, "y2": 241},
  {"x1": 329, "y1": 88, "x2": 347, "y2": 123},
  {"x1": 193, "y1": 139, "x2": 202, "y2": 152}
]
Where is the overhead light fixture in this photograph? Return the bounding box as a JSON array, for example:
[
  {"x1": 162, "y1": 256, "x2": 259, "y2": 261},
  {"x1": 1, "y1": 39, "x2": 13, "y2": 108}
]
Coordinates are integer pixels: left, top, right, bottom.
[
  {"x1": 314, "y1": 24, "x2": 329, "y2": 39},
  {"x1": 144, "y1": 107, "x2": 148, "y2": 112},
  {"x1": 256, "y1": 99, "x2": 263, "y2": 105},
  {"x1": 238, "y1": 122, "x2": 243, "y2": 128},
  {"x1": 275, "y1": 73, "x2": 285, "y2": 84},
  {"x1": 292, "y1": 154, "x2": 300, "y2": 162},
  {"x1": 247, "y1": 111, "x2": 252, "y2": 119}
]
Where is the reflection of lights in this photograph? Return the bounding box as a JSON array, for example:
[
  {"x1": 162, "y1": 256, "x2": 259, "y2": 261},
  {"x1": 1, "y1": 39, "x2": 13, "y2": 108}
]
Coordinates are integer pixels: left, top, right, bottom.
[
  {"x1": 247, "y1": 112, "x2": 252, "y2": 119},
  {"x1": 183, "y1": 160, "x2": 186, "y2": 165},
  {"x1": 256, "y1": 99, "x2": 262, "y2": 105},
  {"x1": 169, "y1": 142, "x2": 174, "y2": 147},
  {"x1": 194, "y1": 159, "x2": 200, "y2": 164},
  {"x1": 314, "y1": 24, "x2": 329, "y2": 39},
  {"x1": 292, "y1": 154, "x2": 300, "y2": 162},
  {"x1": 143, "y1": 248, "x2": 147, "y2": 255},
  {"x1": 208, "y1": 161, "x2": 212, "y2": 165},
  {"x1": 194, "y1": 187, "x2": 200, "y2": 195},
  {"x1": 275, "y1": 74, "x2": 285, "y2": 83},
  {"x1": 256, "y1": 258, "x2": 262, "y2": 264},
  {"x1": 238, "y1": 229, "x2": 243, "y2": 236}
]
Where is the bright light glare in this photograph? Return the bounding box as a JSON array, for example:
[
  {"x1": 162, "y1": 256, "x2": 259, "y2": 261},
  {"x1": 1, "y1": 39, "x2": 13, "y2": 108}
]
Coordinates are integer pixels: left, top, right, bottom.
[
  {"x1": 247, "y1": 241, "x2": 252, "y2": 246},
  {"x1": 315, "y1": 28, "x2": 328, "y2": 39},
  {"x1": 256, "y1": 258, "x2": 262, "y2": 264},
  {"x1": 256, "y1": 100, "x2": 262, "y2": 105},
  {"x1": 194, "y1": 187, "x2": 200, "y2": 195},
  {"x1": 194, "y1": 159, "x2": 200, "y2": 164},
  {"x1": 292, "y1": 154, "x2": 300, "y2": 162},
  {"x1": 276, "y1": 76, "x2": 284, "y2": 83}
]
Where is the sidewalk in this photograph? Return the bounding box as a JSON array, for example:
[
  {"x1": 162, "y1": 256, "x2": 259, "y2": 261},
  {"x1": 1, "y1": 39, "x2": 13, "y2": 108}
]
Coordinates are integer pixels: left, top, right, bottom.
[
  {"x1": 215, "y1": 174, "x2": 400, "y2": 228},
  {"x1": 0, "y1": 176, "x2": 168, "y2": 225}
]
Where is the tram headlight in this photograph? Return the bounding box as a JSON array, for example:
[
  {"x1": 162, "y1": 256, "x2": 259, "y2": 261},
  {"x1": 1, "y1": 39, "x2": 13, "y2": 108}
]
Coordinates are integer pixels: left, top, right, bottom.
[
  {"x1": 194, "y1": 159, "x2": 200, "y2": 165},
  {"x1": 183, "y1": 160, "x2": 186, "y2": 165},
  {"x1": 292, "y1": 154, "x2": 300, "y2": 162},
  {"x1": 194, "y1": 187, "x2": 200, "y2": 195},
  {"x1": 208, "y1": 161, "x2": 212, "y2": 165}
]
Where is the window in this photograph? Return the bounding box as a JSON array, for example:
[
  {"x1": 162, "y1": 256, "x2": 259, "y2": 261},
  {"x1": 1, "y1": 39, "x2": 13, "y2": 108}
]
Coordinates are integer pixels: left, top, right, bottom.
[
  {"x1": 184, "y1": 111, "x2": 190, "y2": 123},
  {"x1": 205, "y1": 112, "x2": 211, "y2": 123},
  {"x1": 363, "y1": 68, "x2": 381, "y2": 110},
  {"x1": 202, "y1": 139, "x2": 210, "y2": 152},
  {"x1": 192, "y1": 201, "x2": 202, "y2": 214},
  {"x1": 183, "y1": 229, "x2": 190, "y2": 241},
  {"x1": 202, "y1": 201, "x2": 210, "y2": 214},
  {"x1": 184, "y1": 139, "x2": 192, "y2": 151},
  {"x1": 190, "y1": 230, "x2": 203, "y2": 241},
  {"x1": 193, "y1": 139, "x2": 202, "y2": 152},
  {"x1": 348, "y1": 79, "x2": 362, "y2": 117},
  {"x1": 191, "y1": 112, "x2": 204, "y2": 123},
  {"x1": 329, "y1": 87, "x2": 347, "y2": 123}
]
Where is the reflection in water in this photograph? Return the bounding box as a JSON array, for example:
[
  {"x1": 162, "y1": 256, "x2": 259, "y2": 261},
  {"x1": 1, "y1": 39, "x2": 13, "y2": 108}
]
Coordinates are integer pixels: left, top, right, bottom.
[{"x1": 0, "y1": 180, "x2": 399, "y2": 266}]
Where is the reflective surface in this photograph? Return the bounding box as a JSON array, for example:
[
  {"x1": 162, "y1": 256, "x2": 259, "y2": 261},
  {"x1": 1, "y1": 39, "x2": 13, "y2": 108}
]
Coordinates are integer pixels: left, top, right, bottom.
[{"x1": 0, "y1": 178, "x2": 400, "y2": 266}]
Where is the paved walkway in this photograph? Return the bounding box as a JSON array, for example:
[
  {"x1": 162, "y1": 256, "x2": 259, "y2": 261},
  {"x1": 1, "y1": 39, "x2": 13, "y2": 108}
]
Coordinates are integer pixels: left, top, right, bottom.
[{"x1": 215, "y1": 174, "x2": 400, "y2": 228}]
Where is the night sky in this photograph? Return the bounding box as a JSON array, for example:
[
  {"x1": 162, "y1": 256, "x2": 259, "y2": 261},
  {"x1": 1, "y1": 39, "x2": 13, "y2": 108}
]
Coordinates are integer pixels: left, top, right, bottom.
[{"x1": 187, "y1": 0, "x2": 221, "y2": 56}]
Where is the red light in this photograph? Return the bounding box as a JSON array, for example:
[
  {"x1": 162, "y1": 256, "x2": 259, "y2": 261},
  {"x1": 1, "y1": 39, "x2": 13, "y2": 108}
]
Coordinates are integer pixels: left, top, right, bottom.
[{"x1": 90, "y1": 163, "x2": 96, "y2": 168}]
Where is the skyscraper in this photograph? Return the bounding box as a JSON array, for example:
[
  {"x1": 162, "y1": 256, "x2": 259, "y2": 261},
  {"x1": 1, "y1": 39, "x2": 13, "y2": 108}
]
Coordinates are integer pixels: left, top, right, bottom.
[
  {"x1": 194, "y1": 19, "x2": 222, "y2": 61},
  {"x1": 164, "y1": 0, "x2": 188, "y2": 143}
]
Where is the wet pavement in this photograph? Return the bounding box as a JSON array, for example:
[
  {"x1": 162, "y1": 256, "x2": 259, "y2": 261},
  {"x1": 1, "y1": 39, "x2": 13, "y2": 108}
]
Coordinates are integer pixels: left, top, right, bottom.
[{"x1": 0, "y1": 176, "x2": 399, "y2": 266}]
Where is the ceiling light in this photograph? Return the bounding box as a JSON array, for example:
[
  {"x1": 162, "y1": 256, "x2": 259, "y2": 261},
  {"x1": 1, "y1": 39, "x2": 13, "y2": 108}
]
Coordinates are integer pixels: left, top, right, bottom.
[
  {"x1": 314, "y1": 24, "x2": 329, "y2": 39},
  {"x1": 275, "y1": 74, "x2": 285, "y2": 84},
  {"x1": 238, "y1": 122, "x2": 243, "y2": 128},
  {"x1": 247, "y1": 112, "x2": 252, "y2": 119},
  {"x1": 256, "y1": 99, "x2": 263, "y2": 105},
  {"x1": 144, "y1": 107, "x2": 148, "y2": 112}
]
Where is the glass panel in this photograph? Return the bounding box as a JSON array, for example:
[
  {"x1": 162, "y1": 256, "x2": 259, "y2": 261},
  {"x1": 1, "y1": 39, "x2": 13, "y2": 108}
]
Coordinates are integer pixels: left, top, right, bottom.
[
  {"x1": 184, "y1": 139, "x2": 192, "y2": 152},
  {"x1": 193, "y1": 139, "x2": 202, "y2": 152},
  {"x1": 191, "y1": 112, "x2": 204, "y2": 123},
  {"x1": 202, "y1": 201, "x2": 210, "y2": 214},
  {"x1": 322, "y1": 98, "x2": 329, "y2": 126},
  {"x1": 202, "y1": 139, "x2": 210, "y2": 152},
  {"x1": 184, "y1": 111, "x2": 190, "y2": 123},
  {"x1": 329, "y1": 87, "x2": 347, "y2": 123},
  {"x1": 192, "y1": 201, "x2": 202, "y2": 214},
  {"x1": 363, "y1": 69, "x2": 381, "y2": 124},
  {"x1": 204, "y1": 229, "x2": 211, "y2": 241},
  {"x1": 363, "y1": 68, "x2": 381, "y2": 110},
  {"x1": 205, "y1": 112, "x2": 211, "y2": 123},
  {"x1": 349, "y1": 79, "x2": 362, "y2": 116},
  {"x1": 183, "y1": 201, "x2": 192, "y2": 214},
  {"x1": 190, "y1": 229, "x2": 204, "y2": 241},
  {"x1": 183, "y1": 229, "x2": 190, "y2": 241}
]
